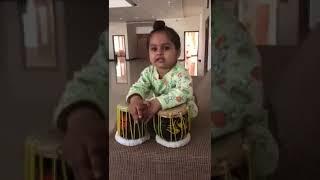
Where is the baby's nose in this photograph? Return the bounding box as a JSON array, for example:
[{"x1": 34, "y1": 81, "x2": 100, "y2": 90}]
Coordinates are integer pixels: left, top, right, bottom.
[{"x1": 156, "y1": 47, "x2": 164, "y2": 54}]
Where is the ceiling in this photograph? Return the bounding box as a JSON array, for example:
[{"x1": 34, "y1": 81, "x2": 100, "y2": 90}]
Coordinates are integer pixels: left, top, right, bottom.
[{"x1": 109, "y1": 0, "x2": 203, "y2": 22}]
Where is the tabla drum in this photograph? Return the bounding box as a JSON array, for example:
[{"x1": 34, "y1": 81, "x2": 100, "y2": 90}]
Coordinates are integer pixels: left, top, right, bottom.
[
  {"x1": 25, "y1": 132, "x2": 69, "y2": 180},
  {"x1": 153, "y1": 104, "x2": 191, "y2": 148},
  {"x1": 115, "y1": 104, "x2": 150, "y2": 146}
]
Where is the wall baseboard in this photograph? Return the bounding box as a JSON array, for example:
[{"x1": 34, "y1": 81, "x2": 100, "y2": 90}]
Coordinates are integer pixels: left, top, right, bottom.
[{"x1": 127, "y1": 58, "x2": 140, "y2": 61}]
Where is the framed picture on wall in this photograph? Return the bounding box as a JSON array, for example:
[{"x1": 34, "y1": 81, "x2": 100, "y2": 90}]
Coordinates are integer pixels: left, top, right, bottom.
[{"x1": 18, "y1": 0, "x2": 57, "y2": 70}]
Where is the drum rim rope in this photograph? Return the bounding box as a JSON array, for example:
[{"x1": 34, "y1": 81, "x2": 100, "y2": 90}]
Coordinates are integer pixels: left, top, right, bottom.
[{"x1": 157, "y1": 104, "x2": 188, "y2": 118}]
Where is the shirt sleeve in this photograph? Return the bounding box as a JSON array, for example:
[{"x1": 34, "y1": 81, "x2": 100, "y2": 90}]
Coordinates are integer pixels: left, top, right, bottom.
[
  {"x1": 126, "y1": 67, "x2": 152, "y2": 102},
  {"x1": 156, "y1": 68, "x2": 194, "y2": 110},
  {"x1": 53, "y1": 32, "x2": 107, "y2": 129}
]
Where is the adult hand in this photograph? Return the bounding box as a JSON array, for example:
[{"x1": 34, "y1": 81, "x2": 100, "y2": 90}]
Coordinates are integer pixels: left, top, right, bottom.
[
  {"x1": 128, "y1": 95, "x2": 148, "y2": 121},
  {"x1": 62, "y1": 107, "x2": 106, "y2": 180}
]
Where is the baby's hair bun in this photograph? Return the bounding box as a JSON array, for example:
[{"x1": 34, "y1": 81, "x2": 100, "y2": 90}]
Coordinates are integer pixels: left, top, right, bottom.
[{"x1": 153, "y1": 20, "x2": 166, "y2": 30}]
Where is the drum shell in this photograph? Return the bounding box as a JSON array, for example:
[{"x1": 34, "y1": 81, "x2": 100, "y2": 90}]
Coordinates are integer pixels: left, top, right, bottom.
[
  {"x1": 153, "y1": 109, "x2": 190, "y2": 142},
  {"x1": 117, "y1": 105, "x2": 148, "y2": 140}
]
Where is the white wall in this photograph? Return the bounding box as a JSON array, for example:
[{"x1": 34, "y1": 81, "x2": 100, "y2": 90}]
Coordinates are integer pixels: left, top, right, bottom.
[
  {"x1": 159, "y1": 16, "x2": 200, "y2": 60},
  {"x1": 136, "y1": 26, "x2": 153, "y2": 34},
  {"x1": 109, "y1": 22, "x2": 129, "y2": 60}
]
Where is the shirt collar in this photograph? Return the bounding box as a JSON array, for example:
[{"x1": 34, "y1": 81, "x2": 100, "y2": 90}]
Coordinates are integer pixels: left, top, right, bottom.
[{"x1": 152, "y1": 64, "x2": 178, "y2": 80}]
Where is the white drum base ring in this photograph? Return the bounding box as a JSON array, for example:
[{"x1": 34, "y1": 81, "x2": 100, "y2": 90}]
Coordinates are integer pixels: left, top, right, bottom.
[
  {"x1": 155, "y1": 133, "x2": 191, "y2": 148},
  {"x1": 115, "y1": 131, "x2": 150, "y2": 146}
]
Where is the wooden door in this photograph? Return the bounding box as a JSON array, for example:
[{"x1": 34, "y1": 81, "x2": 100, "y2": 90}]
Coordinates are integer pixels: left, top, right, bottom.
[{"x1": 137, "y1": 34, "x2": 149, "y2": 59}]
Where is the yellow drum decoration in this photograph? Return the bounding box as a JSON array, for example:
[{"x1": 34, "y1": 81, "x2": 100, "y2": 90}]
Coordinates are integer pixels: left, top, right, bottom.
[
  {"x1": 25, "y1": 133, "x2": 69, "y2": 180},
  {"x1": 154, "y1": 104, "x2": 191, "y2": 148},
  {"x1": 114, "y1": 104, "x2": 150, "y2": 146}
]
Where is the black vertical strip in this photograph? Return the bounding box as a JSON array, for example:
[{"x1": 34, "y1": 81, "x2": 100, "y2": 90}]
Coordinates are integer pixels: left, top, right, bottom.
[{"x1": 299, "y1": 0, "x2": 310, "y2": 44}]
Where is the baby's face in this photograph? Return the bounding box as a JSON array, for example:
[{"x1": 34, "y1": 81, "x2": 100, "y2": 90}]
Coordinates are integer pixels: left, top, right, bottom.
[{"x1": 148, "y1": 32, "x2": 180, "y2": 70}]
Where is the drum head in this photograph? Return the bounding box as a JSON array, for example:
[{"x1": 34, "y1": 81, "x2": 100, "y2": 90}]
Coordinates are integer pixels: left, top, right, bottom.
[
  {"x1": 157, "y1": 104, "x2": 188, "y2": 118},
  {"x1": 117, "y1": 104, "x2": 129, "y2": 112}
]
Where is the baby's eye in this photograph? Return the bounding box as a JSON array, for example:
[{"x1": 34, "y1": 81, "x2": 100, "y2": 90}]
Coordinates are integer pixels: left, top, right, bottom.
[
  {"x1": 164, "y1": 46, "x2": 170, "y2": 50},
  {"x1": 150, "y1": 47, "x2": 157, "y2": 51}
]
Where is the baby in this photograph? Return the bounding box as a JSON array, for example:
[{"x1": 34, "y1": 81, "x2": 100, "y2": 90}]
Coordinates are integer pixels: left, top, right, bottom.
[
  {"x1": 125, "y1": 20, "x2": 198, "y2": 147},
  {"x1": 127, "y1": 20, "x2": 198, "y2": 122}
]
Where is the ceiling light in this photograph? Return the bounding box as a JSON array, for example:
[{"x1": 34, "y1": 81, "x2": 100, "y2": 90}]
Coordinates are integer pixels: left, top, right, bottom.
[{"x1": 109, "y1": 0, "x2": 136, "y2": 8}]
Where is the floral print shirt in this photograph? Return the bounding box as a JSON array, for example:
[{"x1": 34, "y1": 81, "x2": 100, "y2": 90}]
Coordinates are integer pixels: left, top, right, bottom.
[{"x1": 127, "y1": 64, "x2": 198, "y2": 118}]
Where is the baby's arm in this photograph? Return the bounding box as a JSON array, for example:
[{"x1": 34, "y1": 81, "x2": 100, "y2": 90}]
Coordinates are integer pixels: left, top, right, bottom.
[
  {"x1": 54, "y1": 32, "x2": 107, "y2": 130},
  {"x1": 156, "y1": 69, "x2": 194, "y2": 110},
  {"x1": 126, "y1": 67, "x2": 152, "y2": 102},
  {"x1": 126, "y1": 67, "x2": 152, "y2": 120}
]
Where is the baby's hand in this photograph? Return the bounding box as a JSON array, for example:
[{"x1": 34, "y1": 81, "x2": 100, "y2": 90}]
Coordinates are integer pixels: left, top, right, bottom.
[
  {"x1": 145, "y1": 99, "x2": 162, "y2": 121},
  {"x1": 128, "y1": 95, "x2": 148, "y2": 121}
]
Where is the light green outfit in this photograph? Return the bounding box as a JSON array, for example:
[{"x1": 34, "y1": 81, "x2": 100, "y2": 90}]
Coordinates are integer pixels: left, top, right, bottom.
[
  {"x1": 126, "y1": 64, "x2": 198, "y2": 119},
  {"x1": 53, "y1": 32, "x2": 107, "y2": 128},
  {"x1": 212, "y1": 1, "x2": 278, "y2": 178}
]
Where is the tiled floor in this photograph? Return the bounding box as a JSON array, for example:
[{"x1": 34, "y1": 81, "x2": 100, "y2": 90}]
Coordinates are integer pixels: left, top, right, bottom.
[{"x1": 108, "y1": 59, "x2": 211, "y2": 133}]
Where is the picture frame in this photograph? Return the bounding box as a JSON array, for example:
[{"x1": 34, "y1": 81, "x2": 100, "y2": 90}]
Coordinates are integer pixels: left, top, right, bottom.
[{"x1": 18, "y1": 0, "x2": 58, "y2": 70}]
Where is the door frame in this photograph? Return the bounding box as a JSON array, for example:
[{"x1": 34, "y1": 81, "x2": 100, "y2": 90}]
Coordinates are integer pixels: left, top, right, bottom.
[{"x1": 204, "y1": 17, "x2": 209, "y2": 73}]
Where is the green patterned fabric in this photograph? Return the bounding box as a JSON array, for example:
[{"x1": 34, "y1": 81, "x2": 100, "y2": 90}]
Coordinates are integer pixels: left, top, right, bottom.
[
  {"x1": 212, "y1": 2, "x2": 278, "y2": 177},
  {"x1": 127, "y1": 64, "x2": 198, "y2": 118},
  {"x1": 53, "y1": 32, "x2": 108, "y2": 127}
]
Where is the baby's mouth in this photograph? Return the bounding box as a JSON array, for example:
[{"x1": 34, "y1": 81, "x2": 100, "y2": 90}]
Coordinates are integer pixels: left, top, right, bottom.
[{"x1": 156, "y1": 58, "x2": 165, "y2": 63}]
